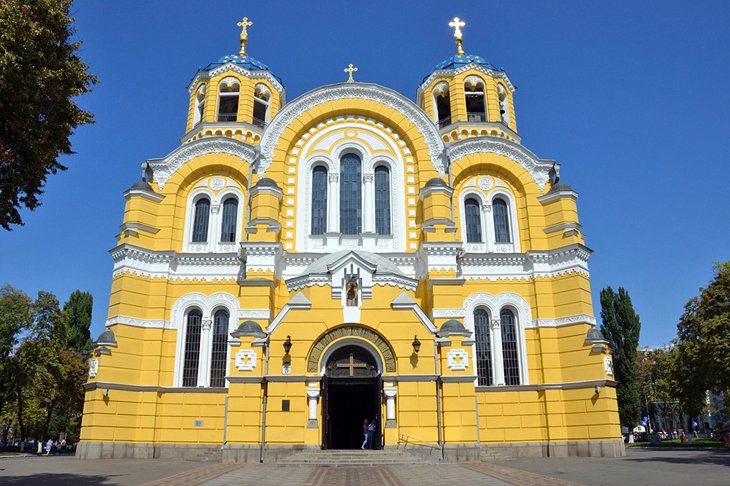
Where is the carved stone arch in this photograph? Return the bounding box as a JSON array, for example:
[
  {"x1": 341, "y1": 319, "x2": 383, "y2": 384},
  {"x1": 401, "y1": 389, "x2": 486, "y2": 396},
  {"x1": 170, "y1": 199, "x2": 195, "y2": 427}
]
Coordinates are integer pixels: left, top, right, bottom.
[
  {"x1": 307, "y1": 325, "x2": 396, "y2": 373},
  {"x1": 148, "y1": 137, "x2": 256, "y2": 190},
  {"x1": 259, "y1": 83, "x2": 445, "y2": 177}
]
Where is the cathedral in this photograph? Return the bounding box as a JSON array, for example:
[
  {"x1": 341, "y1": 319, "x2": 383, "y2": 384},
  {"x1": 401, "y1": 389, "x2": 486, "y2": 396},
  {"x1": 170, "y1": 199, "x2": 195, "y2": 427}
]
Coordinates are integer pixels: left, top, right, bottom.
[{"x1": 79, "y1": 17, "x2": 623, "y2": 462}]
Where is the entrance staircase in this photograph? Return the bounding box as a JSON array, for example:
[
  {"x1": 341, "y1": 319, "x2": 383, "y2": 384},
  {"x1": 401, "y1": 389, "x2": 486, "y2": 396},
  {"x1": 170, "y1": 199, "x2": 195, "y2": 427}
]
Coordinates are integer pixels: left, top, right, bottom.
[{"x1": 277, "y1": 449, "x2": 431, "y2": 466}]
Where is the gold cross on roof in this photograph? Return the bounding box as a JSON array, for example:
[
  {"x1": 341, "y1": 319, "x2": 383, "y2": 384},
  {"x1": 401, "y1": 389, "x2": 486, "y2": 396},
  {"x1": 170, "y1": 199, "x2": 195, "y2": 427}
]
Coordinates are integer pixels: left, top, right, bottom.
[
  {"x1": 449, "y1": 17, "x2": 466, "y2": 56},
  {"x1": 237, "y1": 17, "x2": 253, "y2": 56},
  {"x1": 344, "y1": 63, "x2": 358, "y2": 83}
]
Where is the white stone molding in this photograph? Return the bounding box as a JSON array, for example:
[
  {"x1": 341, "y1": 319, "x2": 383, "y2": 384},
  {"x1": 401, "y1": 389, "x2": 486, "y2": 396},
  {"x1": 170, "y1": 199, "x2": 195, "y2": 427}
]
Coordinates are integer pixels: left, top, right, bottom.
[
  {"x1": 463, "y1": 292, "x2": 530, "y2": 386},
  {"x1": 183, "y1": 184, "x2": 245, "y2": 253},
  {"x1": 147, "y1": 138, "x2": 256, "y2": 190},
  {"x1": 235, "y1": 349, "x2": 257, "y2": 371},
  {"x1": 529, "y1": 314, "x2": 597, "y2": 329},
  {"x1": 416, "y1": 243, "x2": 461, "y2": 278},
  {"x1": 105, "y1": 315, "x2": 172, "y2": 330},
  {"x1": 478, "y1": 176, "x2": 493, "y2": 190},
  {"x1": 238, "y1": 309, "x2": 271, "y2": 320},
  {"x1": 604, "y1": 356, "x2": 614, "y2": 376},
  {"x1": 306, "y1": 389, "x2": 320, "y2": 426},
  {"x1": 239, "y1": 243, "x2": 285, "y2": 278},
  {"x1": 537, "y1": 188, "x2": 579, "y2": 204},
  {"x1": 419, "y1": 63, "x2": 516, "y2": 95},
  {"x1": 318, "y1": 337, "x2": 384, "y2": 375},
  {"x1": 390, "y1": 293, "x2": 438, "y2": 334},
  {"x1": 384, "y1": 387, "x2": 397, "y2": 426},
  {"x1": 259, "y1": 83, "x2": 445, "y2": 176},
  {"x1": 188, "y1": 63, "x2": 285, "y2": 97},
  {"x1": 88, "y1": 358, "x2": 99, "y2": 378},
  {"x1": 448, "y1": 138, "x2": 553, "y2": 190},
  {"x1": 260, "y1": 292, "x2": 312, "y2": 338},
  {"x1": 447, "y1": 349, "x2": 470, "y2": 371},
  {"x1": 431, "y1": 308, "x2": 466, "y2": 320}
]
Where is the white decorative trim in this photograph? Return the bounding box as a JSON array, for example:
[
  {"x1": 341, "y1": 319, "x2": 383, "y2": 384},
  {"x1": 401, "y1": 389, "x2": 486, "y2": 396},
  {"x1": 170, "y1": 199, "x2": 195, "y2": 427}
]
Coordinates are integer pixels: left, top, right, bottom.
[
  {"x1": 105, "y1": 315, "x2": 172, "y2": 330},
  {"x1": 188, "y1": 63, "x2": 285, "y2": 97},
  {"x1": 238, "y1": 309, "x2": 271, "y2": 320},
  {"x1": 431, "y1": 308, "x2": 466, "y2": 319},
  {"x1": 604, "y1": 356, "x2": 614, "y2": 376},
  {"x1": 183, "y1": 184, "x2": 244, "y2": 253},
  {"x1": 235, "y1": 350, "x2": 257, "y2": 371},
  {"x1": 537, "y1": 188, "x2": 579, "y2": 204},
  {"x1": 419, "y1": 63, "x2": 516, "y2": 95},
  {"x1": 123, "y1": 188, "x2": 164, "y2": 202},
  {"x1": 447, "y1": 349, "x2": 469, "y2": 371},
  {"x1": 88, "y1": 358, "x2": 99, "y2": 378},
  {"x1": 529, "y1": 314, "x2": 597, "y2": 329},
  {"x1": 259, "y1": 83, "x2": 445, "y2": 177},
  {"x1": 147, "y1": 138, "x2": 256, "y2": 190},
  {"x1": 448, "y1": 138, "x2": 553, "y2": 190}
]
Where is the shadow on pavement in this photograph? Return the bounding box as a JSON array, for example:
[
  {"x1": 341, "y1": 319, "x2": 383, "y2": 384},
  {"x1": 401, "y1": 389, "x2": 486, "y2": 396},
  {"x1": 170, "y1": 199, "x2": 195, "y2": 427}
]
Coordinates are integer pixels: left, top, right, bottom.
[
  {"x1": 625, "y1": 450, "x2": 730, "y2": 466},
  {"x1": 0, "y1": 473, "x2": 115, "y2": 486}
]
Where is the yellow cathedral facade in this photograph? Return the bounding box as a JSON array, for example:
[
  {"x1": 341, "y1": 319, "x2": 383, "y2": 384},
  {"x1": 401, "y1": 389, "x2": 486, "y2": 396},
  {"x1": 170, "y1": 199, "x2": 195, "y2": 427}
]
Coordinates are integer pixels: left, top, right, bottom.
[{"x1": 79, "y1": 17, "x2": 623, "y2": 462}]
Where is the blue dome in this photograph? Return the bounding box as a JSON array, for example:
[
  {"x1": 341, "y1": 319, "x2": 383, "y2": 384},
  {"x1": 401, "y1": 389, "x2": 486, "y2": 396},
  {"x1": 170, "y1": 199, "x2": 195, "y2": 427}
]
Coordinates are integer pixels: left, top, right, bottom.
[
  {"x1": 423, "y1": 54, "x2": 501, "y2": 83},
  {"x1": 200, "y1": 54, "x2": 283, "y2": 85}
]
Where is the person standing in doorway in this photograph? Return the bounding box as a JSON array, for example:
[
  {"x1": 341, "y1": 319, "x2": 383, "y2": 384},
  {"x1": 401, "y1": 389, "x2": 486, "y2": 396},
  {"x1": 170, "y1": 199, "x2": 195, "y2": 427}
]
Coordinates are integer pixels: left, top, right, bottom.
[
  {"x1": 361, "y1": 418, "x2": 369, "y2": 449},
  {"x1": 367, "y1": 418, "x2": 377, "y2": 449}
]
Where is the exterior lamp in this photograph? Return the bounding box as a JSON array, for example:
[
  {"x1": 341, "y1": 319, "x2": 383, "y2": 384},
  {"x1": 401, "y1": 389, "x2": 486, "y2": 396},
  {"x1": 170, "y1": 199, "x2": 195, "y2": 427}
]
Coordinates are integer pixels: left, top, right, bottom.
[
  {"x1": 95, "y1": 346, "x2": 112, "y2": 356},
  {"x1": 412, "y1": 335, "x2": 421, "y2": 353},
  {"x1": 283, "y1": 335, "x2": 292, "y2": 354}
]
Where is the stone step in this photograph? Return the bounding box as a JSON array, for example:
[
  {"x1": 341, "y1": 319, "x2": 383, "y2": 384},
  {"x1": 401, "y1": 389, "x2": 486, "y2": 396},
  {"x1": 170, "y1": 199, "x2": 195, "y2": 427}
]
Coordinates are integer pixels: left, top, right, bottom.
[{"x1": 278, "y1": 449, "x2": 429, "y2": 466}]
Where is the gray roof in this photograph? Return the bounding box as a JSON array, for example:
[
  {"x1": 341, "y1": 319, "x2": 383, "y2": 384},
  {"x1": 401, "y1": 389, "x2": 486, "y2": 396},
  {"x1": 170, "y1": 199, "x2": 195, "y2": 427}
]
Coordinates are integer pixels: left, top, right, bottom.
[
  {"x1": 95, "y1": 329, "x2": 117, "y2": 346},
  {"x1": 232, "y1": 320, "x2": 266, "y2": 338},
  {"x1": 129, "y1": 180, "x2": 154, "y2": 191},
  {"x1": 549, "y1": 182, "x2": 573, "y2": 193},
  {"x1": 302, "y1": 250, "x2": 404, "y2": 276},
  {"x1": 439, "y1": 319, "x2": 468, "y2": 335},
  {"x1": 255, "y1": 177, "x2": 280, "y2": 189},
  {"x1": 425, "y1": 178, "x2": 449, "y2": 188}
]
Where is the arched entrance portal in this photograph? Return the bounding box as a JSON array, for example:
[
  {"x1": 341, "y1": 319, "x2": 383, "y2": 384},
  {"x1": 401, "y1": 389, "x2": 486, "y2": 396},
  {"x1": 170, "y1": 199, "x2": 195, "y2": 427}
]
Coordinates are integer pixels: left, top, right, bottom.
[{"x1": 322, "y1": 345, "x2": 381, "y2": 449}]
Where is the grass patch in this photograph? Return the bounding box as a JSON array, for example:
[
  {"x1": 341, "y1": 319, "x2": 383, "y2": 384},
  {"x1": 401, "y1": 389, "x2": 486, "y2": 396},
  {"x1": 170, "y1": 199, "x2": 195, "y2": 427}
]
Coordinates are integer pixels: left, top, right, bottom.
[
  {"x1": 628, "y1": 438, "x2": 724, "y2": 448},
  {"x1": 0, "y1": 452, "x2": 23, "y2": 456}
]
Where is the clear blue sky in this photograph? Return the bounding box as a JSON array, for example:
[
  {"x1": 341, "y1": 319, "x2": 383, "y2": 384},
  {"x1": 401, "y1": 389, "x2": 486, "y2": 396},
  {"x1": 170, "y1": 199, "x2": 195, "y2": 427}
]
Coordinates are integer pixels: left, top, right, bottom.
[{"x1": 1, "y1": 1, "x2": 728, "y2": 346}]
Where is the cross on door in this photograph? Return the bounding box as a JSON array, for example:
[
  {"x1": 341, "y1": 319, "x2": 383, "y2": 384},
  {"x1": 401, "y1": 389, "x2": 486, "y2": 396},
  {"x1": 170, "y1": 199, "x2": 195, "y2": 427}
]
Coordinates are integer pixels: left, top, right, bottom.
[{"x1": 336, "y1": 353, "x2": 368, "y2": 377}]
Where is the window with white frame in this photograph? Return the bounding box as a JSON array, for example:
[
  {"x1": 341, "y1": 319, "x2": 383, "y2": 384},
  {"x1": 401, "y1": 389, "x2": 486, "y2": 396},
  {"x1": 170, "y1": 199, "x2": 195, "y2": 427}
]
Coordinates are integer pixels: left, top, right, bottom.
[
  {"x1": 471, "y1": 305, "x2": 524, "y2": 387},
  {"x1": 192, "y1": 197, "x2": 210, "y2": 242},
  {"x1": 185, "y1": 185, "x2": 243, "y2": 252},
  {"x1": 311, "y1": 165, "x2": 328, "y2": 235},
  {"x1": 433, "y1": 82, "x2": 451, "y2": 129},
  {"x1": 340, "y1": 153, "x2": 362, "y2": 235},
  {"x1": 180, "y1": 306, "x2": 231, "y2": 388},
  {"x1": 217, "y1": 77, "x2": 240, "y2": 122},
  {"x1": 253, "y1": 84, "x2": 271, "y2": 128},
  {"x1": 464, "y1": 75, "x2": 487, "y2": 122},
  {"x1": 474, "y1": 307, "x2": 493, "y2": 386},
  {"x1": 193, "y1": 84, "x2": 206, "y2": 126},
  {"x1": 374, "y1": 165, "x2": 391, "y2": 235},
  {"x1": 460, "y1": 187, "x2": 519, "y2": 252}
]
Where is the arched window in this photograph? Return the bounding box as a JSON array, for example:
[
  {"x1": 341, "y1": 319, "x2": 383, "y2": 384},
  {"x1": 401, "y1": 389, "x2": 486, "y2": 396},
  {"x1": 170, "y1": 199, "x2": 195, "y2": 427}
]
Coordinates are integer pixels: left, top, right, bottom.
[
  {"x1": 340, "y1": 153, "x2": 362, "y2": 235},
  {"x1": 192, "y1": 198, "x2": 210, "y2": 242},
  {"x1": 210, "y1": 309, "x2": 229, "y2": 387},
  {"x1": 464, "y1": 197, "x2": 482, "y2": 243},
  {"x1": 464, "y1": 76, "x2": 486, "y2": 122},
  {"x1": 311, "y1": 166, "x2": 328, "y2": 235},
  {"x1": 433, "y1": 82, "x2": 451, "y2": 129},
  {"x1": 500, "y1": 309, "x2": 520, "y2": 385},
  {"x1": 194, "y1": 85, "x2": 205, "y2": 125},
  {"x1": 220, "y1": 197, "x2": 238, "y2": 242},
  {"x1": 182, "y1": 309, "x2": 202, "y2": 387},
  {"x1": 374, "y1": 166, "x2": 391, "y2": 235},
  {"x1": 474, "y1": 308, "x2": 493, "y2": 386},
  {"x1": 217, "y1": 77, "x2": 240, "y2": 122},
  {"x1": 493, "y1": 198, "x2": 511, "y2": 243},
  {"x1": 497, "y1": 84, "x2": 511, "y2": 127},
  {"x1": 253, "y1": 84, "x2": 271, "y2": 128}
]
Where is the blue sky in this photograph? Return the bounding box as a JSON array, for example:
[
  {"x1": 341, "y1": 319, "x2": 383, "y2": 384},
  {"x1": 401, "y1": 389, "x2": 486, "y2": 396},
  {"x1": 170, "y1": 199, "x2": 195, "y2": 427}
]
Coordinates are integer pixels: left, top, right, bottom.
[{"x1": 1, "y1": 0, "x2": 728, "y2": 346}]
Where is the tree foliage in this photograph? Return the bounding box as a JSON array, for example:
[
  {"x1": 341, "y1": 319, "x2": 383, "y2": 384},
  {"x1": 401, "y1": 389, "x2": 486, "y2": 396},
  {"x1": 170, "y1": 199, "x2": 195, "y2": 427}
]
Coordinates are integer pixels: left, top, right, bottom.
[
  {"x1": 0, "y1": 285, "x2": 33, "y2": 418},
  {"x1": 672, "y1": 262, "x2": 730, "y2": 419},
  {"x1": 62, "y1": 290, "x2": 93, "y2": 353},
  {"x1": 600, "y1": 286, "x2": 642, "y2": 428},
  {"x1": 0, "y1": 0, "x2": 97, "y2": 229}
]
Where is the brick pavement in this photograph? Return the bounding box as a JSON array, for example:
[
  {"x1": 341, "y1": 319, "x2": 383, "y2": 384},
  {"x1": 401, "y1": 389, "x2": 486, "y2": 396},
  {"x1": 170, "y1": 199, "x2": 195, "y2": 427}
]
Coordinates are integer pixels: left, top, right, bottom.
[{"x1": 140, "y1": 463, "x2": 244, "y2": 486}]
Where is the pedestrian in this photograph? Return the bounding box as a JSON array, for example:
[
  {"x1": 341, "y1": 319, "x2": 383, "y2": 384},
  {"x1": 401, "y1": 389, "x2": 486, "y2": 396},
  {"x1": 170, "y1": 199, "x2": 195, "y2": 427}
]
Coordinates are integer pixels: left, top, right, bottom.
[
  {"x1": 361, "y1": 418, "x2": 369, "y2": 450},
  {"x1": 718, "y1": 422, "x2": 730, "y2": 449},
  {"x1": 366, "y1": 418, "x2": 376, "y2": 449},
  {"x1": 44, "y1": 438, "x2": 52, "y2": 455}
]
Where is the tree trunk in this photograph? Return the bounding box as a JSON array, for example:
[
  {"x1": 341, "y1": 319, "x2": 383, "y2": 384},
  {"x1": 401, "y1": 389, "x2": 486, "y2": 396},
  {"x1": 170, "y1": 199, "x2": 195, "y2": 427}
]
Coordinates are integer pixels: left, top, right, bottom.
[
  {"x1": 16, "y1": 388, "x2": 25, "y2": 451},
  {"x1": 42, "y1": 399, "x2": 56, "y2": 441}
]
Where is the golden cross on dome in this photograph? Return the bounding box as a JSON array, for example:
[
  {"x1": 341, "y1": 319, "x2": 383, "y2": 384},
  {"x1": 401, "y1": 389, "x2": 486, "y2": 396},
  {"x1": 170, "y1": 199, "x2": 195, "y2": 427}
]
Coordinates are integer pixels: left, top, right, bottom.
[
  {"x1": 237, "y1": 17, "x2": 253, "y2": 56},
  {"x1": 449, "y1": 17, "x2": 466, "y2": 56},
  {"x1": 344, "y1": 63, "x2": 358, "y2": 83}
]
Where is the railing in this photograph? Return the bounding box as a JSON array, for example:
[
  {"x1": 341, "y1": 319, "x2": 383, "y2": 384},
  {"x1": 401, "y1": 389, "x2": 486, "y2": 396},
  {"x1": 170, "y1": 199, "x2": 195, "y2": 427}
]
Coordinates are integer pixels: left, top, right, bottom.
[
  {"x1": 217, "y1": 113, "x2": 237, "y2": 122},
  {"x1": 437, "y1": 116, "x2": 451, "y2": 129},
  {"x1": 252, "y1": 117, "x2": 267, "y2": 129},
  {"x1": 467, "y1": 113, "x2": 487, "y2": 122},
  {"x1": 398, "y1": 433, "x2": 440, "y2": 452}
]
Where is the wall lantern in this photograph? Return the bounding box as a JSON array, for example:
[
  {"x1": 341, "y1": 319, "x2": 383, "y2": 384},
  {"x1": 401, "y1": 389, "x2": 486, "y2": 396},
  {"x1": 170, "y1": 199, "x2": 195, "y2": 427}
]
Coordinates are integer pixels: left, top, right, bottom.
[
  {"x1": 283, "y1": 335, "x2": 292, "y2": 354},
  {"x1": 412, "y1": 335, "x2": 421, "y2": 353}
]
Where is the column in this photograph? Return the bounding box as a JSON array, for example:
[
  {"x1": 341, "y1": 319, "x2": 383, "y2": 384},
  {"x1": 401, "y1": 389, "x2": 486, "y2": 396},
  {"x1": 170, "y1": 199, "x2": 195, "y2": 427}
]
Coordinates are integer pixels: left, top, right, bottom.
[
  {"x1": 306, "y1": 389, "x2": 320, "y2": 428},
  {"x1": 326, "y1": 173, "x2": 339, "y2": 233},
  {"x1": 481, "y1": 202, "x2": 492, "y2": 252},
  {"x1": 198, "y1": 318, "x2": 213, "y2": 387},
  {"x1": 362, "y1": 173, "x2": 375, "y2": 233},
  {"x1": 491, "y1": 318, "x2": 505, "y2": 386},
  {"x1": 210, "y1": 203, "x2": 221, "y2": 249},
  {"x1": 384, "y1": 387, "x2": 397, "y2": 428}
]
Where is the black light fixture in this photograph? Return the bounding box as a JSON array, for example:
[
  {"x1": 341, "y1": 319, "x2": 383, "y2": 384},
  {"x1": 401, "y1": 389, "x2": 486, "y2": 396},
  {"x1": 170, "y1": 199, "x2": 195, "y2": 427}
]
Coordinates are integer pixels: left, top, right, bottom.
[
  {"x1": 283, "y1": 335, "x2": 292, "y2": 354},
  {"x1": 412, "y1": 335, "x2": 421, "y2": 353}
]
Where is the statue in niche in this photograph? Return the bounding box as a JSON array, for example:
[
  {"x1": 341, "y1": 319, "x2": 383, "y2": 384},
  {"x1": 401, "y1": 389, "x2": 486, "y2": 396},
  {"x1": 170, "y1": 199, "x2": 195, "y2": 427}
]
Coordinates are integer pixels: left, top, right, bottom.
[{"x1": 346, "y1": 276, "x2": 358, "y2": 307}]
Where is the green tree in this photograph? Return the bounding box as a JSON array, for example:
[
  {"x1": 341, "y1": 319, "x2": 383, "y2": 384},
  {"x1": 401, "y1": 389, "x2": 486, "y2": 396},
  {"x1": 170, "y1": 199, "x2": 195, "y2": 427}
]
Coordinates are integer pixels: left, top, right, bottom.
[
  {"x1": 0, "y1": 0, "x2": 97, "y2": 229},
  {"x1": 673, "y1": 262, "x2": 730, "y2": 423},
  {"x1": 636, "y1": 347, "x2": 681, "y2": 432},
  {"x1": 0, "y1": 285, "x2": 33, "y2": 421},
  {"x1": 62, "y1": 290, "x2": 93, "y2": 353},
  {"x1": 600, "y1": 286, "x2": 642, "y2": 429}
]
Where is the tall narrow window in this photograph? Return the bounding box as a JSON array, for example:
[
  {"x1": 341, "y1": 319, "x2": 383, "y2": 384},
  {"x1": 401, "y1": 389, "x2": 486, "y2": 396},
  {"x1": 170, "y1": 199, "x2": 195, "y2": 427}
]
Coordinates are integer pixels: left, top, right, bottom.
[
  {"x1": 182, "y1": 309, "x2": 202, "y2": 387},
  {"x1": 433, "y1": 82, "x2": 451, "y2": 129},
  {"x1": 474, "y1": 309, "x2": 493, "y2": 386},
  {"x1": 253, "y1": 84, "x2": 271, "y2": 128},
  {"x1": 194, "y1": 85, "x2": 205, "y2": 125},
  {"x1": 311, "y1": 166, "x2": 328, "y2": 235},
  {"x1": 501, "y1": 309, "x2": 520, "y2": 385},
  {"x1": 498, "y1": 84, "x2": 511, "y2": 127},
  {"x1": 374, "y1": 166, "x2": 391, "y2": 235},
  {"x1": 220, "y1": 197, "x2": 238, "y2": 242},
  {"x1": 465, "y1": 198, "x2": 482, "y2": 243},
  {"x1": 192, "y1": 198, "x2": 210, "y2": 242},
  {"x1": 339, "y1": 153, "x2": 362, "y2": 235},
  {"x1": 464, "y1": 76, "x2": 486, "y2": 122},
  {"x1": 210, "y1": 309, "x2": 229, "y2": 387},
  {"x1": 493, "y1": 198, "x2": 511, "y2": 243},
  {"x1": 217, "y1": 78, "x2": 240, "y2": 122}
]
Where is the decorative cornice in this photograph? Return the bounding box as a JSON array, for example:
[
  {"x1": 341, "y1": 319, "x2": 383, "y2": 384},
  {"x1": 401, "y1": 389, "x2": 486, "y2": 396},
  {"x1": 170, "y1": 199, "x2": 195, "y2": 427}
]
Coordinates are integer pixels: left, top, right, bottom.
[
  {"x1": 188, "y1": 63, "x2": 285, "y2": 97},
  {"x1": 448, "y1": 137, "x2": 554, "y2": 190},
  {"x1": 123, "y1": 188, "x2": 164, "y2": 202},
  {"x1": 537, "y1": 188, "x2": 579, "y2": 204},
  {"x1": 106, "y1": 315, "x2": 172, "y2": 330},
  {"x1": 259, "y1": 83, "x2": 446, "y2": 177},
  {"x1": 147, "y1": 138, "x2": 256, "y2": 190},
  {"x1": 475, "y1": 379, "x2": 617, "y2": 393},
  {"x1": 529, "y1": 314, "x2": 597, "y2": 328},
  {"x1": 419, "y1": 63, "x2": 516, "y2": 95}
]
